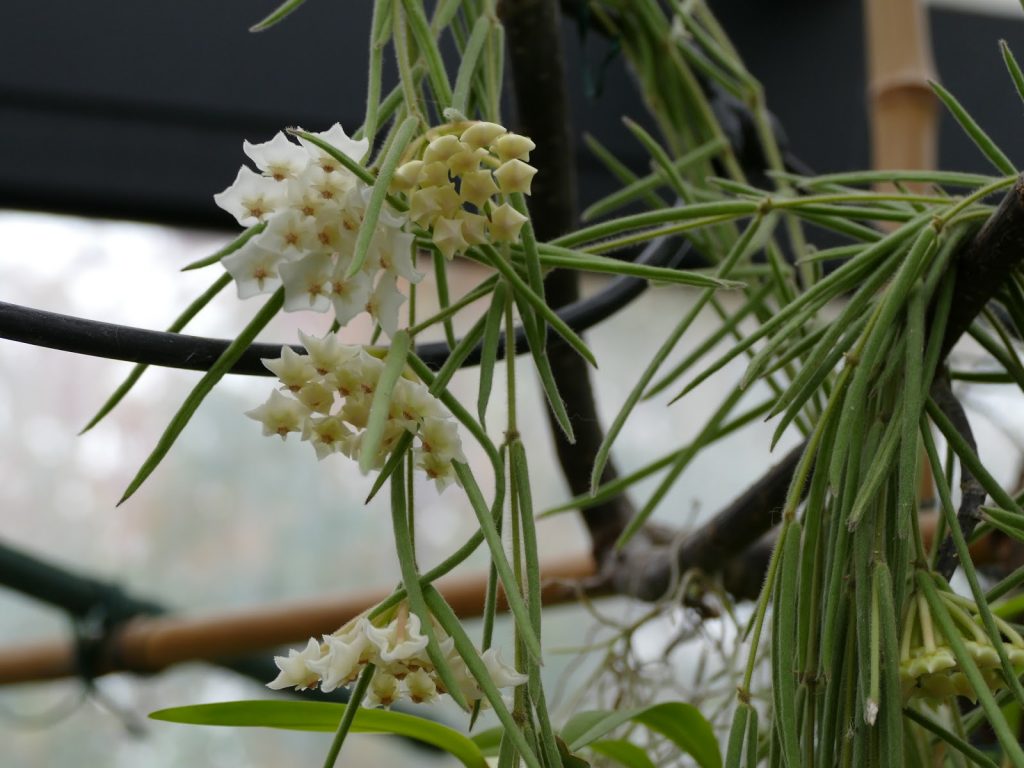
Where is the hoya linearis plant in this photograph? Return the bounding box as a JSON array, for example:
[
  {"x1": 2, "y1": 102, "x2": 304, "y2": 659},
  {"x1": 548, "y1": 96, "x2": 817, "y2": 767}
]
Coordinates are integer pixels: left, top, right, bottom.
[{"x1": 78, "y1": 0, "x2": 1024, "y2": 765}]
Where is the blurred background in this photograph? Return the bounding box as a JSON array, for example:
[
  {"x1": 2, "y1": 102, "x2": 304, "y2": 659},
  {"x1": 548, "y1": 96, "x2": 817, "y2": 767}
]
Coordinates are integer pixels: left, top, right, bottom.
[{"x1": 2, "y1": 0, "x2": 1024, "y2": 765}]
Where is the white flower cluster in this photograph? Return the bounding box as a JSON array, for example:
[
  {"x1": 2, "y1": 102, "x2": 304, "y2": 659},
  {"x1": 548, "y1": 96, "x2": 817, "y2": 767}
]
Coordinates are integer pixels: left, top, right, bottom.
[
  {"x1": 246, "y1": 331, "x2": 466, "y2": 491},
  {"x1": 214, "y1": 124, "x2": 419, "y2": 337},
  {"x1": 392, "y1": 121, "x2": 537, "y2": 259},
  {"x1": 268, "y1": 605, "x2": 527, "y2": 708}
]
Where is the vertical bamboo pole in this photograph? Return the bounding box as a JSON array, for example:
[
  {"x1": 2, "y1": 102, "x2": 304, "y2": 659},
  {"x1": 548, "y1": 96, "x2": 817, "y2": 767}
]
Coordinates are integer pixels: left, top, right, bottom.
[{"x1": 864, "y1": 0, "x2": 939, "y2": 180}]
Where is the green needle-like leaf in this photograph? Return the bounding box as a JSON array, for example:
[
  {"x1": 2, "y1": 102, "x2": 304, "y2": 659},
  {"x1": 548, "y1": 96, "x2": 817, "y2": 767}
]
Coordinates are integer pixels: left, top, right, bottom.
[
  {"x1": 347, "y1": 115, "x2": 419, "y2": 278},
  {"x1": 450, "y1": 16, "x2": 492, "y2": 116},
  {"x1": 118, "y1": 288, "x2": 284, "y2": 505},
  {"x1": 359, "y1": 330, "x2": 411, "y2": 474},
  {"x1": 81, "y1": 272, "x2": 232, "y2": 434},
  {"x1": 181, "y1": 223, "x2": 266, "y2": 271},
  {"x1": 249, "y1": 0, "x2": 307, "y2": 32},
  {"x1": 931, "y1": 80, "x2": 1016, "y2": 175}
]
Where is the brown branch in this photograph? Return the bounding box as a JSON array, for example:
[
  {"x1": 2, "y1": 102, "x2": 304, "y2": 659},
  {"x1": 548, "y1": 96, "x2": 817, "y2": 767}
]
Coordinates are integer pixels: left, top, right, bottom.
[
  {"x1": 931, "y1": 376, "x2": 987, "y2": 579},
  {"x1": 592, "y1": 176, "x2": 1024, "y2": 602},
  {"x1": 498, "y1": 0, "x2": 636, "y2": 558},
  {"x1": 940, "y1": 177, "x2": 1024, "y2": 360}
]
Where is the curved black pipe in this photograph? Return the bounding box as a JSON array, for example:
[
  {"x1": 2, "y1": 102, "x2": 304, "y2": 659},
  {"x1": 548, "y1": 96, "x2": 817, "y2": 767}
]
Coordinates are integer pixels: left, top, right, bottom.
[{"x1": 0, "y1": 236, "x2": 690, "y2": 374}]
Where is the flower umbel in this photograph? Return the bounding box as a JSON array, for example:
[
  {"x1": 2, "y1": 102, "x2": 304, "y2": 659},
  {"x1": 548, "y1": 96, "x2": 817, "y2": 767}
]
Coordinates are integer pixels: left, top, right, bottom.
[
  {"x1": 247, "y1": 332, "x2": 465, "y2": 490},
  {"x1": 392, "y1": 121, "x2": 537, "y2": 259},
  {"x1": 215, "y1": 124, "x2": 422, "y2": 337},
  {"x1": 268, "y1": 604, "x2": 527, "y2": 709},
  {"x1": 899, "y1": 586, "x2": 1024, "y2": 703}
]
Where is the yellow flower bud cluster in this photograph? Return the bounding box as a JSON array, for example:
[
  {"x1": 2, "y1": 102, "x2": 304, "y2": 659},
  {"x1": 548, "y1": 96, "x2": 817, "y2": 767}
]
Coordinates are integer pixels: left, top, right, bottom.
[
  {"x1": 391, "y1": 121, "x2": 537, "y2": 259},
  {"x1": 900, "y1": 588, "x2": 1024, "y2": 703}
]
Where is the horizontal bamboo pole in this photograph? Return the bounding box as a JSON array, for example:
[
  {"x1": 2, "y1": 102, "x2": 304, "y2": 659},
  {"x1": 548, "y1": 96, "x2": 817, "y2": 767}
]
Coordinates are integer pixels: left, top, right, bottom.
[{"x1": 0, "y1": 554, "x2": 596, "y2": 686}]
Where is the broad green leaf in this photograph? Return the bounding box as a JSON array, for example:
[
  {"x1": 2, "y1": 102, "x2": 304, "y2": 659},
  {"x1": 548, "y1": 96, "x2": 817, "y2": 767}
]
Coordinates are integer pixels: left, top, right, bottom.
[
  {"x1": 471, "y1": 726, "x2": 504, "y2": 756},
  {"x1": 590, "y1": 739, "x2": 658, "y2": 768},
  {"x1": 561, "y1": 702, "x2": 721, "y2": 768},
  {"x1": 150, "y1": 700, "x2": 488, "y2": 768}
]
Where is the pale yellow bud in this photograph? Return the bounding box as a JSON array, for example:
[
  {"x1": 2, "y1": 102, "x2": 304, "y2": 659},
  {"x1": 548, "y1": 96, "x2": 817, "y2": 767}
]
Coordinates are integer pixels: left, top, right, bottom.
[
  {"x1": 423, "y1": 134, "x2": 464, "y2": 163},
  {"x1": 460, "y1": 212, "x2": 488, "y2": 245},
  {"x1": 493, "y1": 132, "x2": 536, "y2": 162},
  {"x1": 489, "y1": 203, "x2": 528, "y2": 242},
  {"x1": 417, "y1": 161, "x2": 451, "y2": 188},
  {"x1": 459, "y1": 169, "x2": 499, "y2": 208},
  {"x1": 494, "y1": 159, "x2": 538, "y2": 195},
  {"x1": 460, "y1": 121, "x2": 506, "y2": 148},
  {"x1": 433, "y1": 216, "x2": 469, "y2": 259},
  {"x1": 391, "y1": 161, "x2": 424, "y2": 192},
  {"x1": 447, "y1": 147, "x2": 487, "y2": 177}
]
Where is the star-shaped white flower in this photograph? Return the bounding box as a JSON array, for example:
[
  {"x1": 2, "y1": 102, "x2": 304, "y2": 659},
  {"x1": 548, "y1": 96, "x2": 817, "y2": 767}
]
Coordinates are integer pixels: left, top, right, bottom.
[
  {"x1": 245, "y1": 389, "x2": 309, "y2": 440},
  {"x1": 214, "y1": 166, "x2": 286, "y2": 226},
  {"x1": 308, "y1": 626, "x2": 370, "y2": 693},
  {"x1": 418, "y1": 416, "x2": 466, "y2": 463},
  {"x1": 366, "y1": 671, "x2": 401, "y2": 708},
  {"x1": 280, "y1": 253, "x2": 334, "y2": 312},
  {"x1": 262, "y1": 346, "x2": 317, "y2": 391},
  {"x1": 406, "y1": 669, "x2": 439, "y2": 704},
  {"x1": 378, "y1": 229, "x2": 421, "y2": 285},
  {"x1": 302, "y1": 415, "x2": 352, "y2": 460},
  {"x1": 327, "y1": 262, "x2": 374, "y2": 328},
  {"x1": 481, "y1": 647, "x2": 528, "y2": 689},
  {"x1": 221, "y1": 240, "x2": 285, "y2": 299},
  {"x1": 296, "y1": 381, "x2": 334, "y2": 414},
  {"x1": 267, "y1": 638, "x2": 324, "y2": 690},
  {"x1": 389, "y1": 379, "x2": 446, "y2": 427},
  {"x1": 367, "y1": 274, "x2": 406, "y2": 337},
  {"x1": 260, "y1": 209, "x2": 317, "y2": 257},
  {"x1": 365, "y1": 613, "x2": 430, "y2": 663},
  {"x1": 244, "y1": 132, "x2": 310, "y2": 182},
  {"x1": 297, "y1": 330, "x2": 360, "y2": 375},
  {"x1": 297, "y1": 123, "x2": 369, "y2": 168},
  {"x1": 416, "y1": 452, "x2": 459, "y2": 492}
]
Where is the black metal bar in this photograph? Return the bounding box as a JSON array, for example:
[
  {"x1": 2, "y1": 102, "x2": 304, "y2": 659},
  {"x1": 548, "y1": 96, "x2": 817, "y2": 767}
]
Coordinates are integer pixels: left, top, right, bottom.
[{"x1": 0, "y1": 236, "x2": 689, "y2": 374}]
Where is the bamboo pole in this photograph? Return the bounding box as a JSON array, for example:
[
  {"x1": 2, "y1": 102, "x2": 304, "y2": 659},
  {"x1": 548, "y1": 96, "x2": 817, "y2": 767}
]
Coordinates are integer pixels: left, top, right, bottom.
[
  {"x1": 864, "y1": 0, "x2": 939, "y2": 180},
  {"x1": 0, "y1": 554, "x2": 595, "y2": 686}
]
